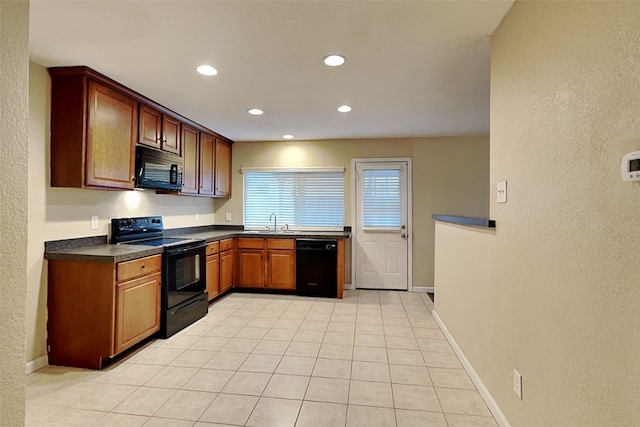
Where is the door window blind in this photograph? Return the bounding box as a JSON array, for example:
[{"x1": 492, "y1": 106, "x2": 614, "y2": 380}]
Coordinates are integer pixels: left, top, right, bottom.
[
  {"x1": 243, "y1": 168, "x2": 345, "y2": 230},
  {"x1": 362, "y1": 169, "x2": 401, "y2": 228}
]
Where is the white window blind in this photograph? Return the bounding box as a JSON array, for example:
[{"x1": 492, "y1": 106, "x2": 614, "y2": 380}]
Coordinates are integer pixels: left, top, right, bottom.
[
  {"x1": 243, "y1": 168, "x2": 345, "y2": 230},
  {"x1": 362, "y1": 169, "x2": 401, "y2": 228}
]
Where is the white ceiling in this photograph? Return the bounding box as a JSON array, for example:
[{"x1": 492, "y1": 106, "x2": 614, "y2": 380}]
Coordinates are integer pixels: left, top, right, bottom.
[{"x1": 29, "y1": 1, "x2": 513, "y2": 142}]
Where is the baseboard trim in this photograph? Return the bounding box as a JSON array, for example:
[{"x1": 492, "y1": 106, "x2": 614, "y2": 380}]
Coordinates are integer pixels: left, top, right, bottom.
[
  {"x1": 412, "y1": 286, "x2": 433, "y2": 293},
  {"x1": 26, "y1": 355, "x2": 48, "y2": 375},
  {"x1": 432, "y1": 310, "x2": 511, "y2": 427}
]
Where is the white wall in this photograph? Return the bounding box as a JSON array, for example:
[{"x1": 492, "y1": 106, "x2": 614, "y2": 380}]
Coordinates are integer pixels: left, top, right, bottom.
[
  {"x1": 1, "y1": 0, "x2": 29, "y2": 424},
  {"x1": 435, "y1": 2, "x2": 640, "y2": 425},
  {"x1": 26, "y1": 63, "x2": 218, "y2": 365}
]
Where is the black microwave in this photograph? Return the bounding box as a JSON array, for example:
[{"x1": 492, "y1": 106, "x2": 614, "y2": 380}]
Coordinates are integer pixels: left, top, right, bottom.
[{"x1": 135, "y1": 146, "x2": 183, "y2": 191}]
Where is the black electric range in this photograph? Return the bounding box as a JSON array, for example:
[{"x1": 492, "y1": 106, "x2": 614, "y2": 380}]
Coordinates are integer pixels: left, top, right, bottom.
[{"x1": 111, "y1": 216, "x2": 208, "y2": 338}]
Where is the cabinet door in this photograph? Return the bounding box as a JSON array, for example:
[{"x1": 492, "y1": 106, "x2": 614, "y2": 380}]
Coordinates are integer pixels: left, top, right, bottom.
[
  {"x1": 220, "y1": 250, "x2": 234, "y2": 292},
  {"x1": 266, "y1": 250, "x2": 296, "y2": 290},
  {"x1": 214, "y1": 139, "x2": 232, "y2": 197},
  {"x1": 199, "y1": 132, "x2": 215, "y2": 196},
  {"x1": 206, "y1": 254, "x2": 220, "y2": 301},
  {"x1": 139, "y1": 104, "x2": 162, "y2": 149},
  {"x1": 237, "y1": 249, "x2": 264, "y2": 287},
  {"x1": 181, "y1": 125, "x2": 199, "y2": 195},
  {"x1": 86, "y1": 81, "x2": 137, "y2": 189},
  {"x1": 114, "y1": 272, "x2": 161, "y2": 355},
  {"x1": 163, "y1": 115, "x2": 181, "y2": 155}
]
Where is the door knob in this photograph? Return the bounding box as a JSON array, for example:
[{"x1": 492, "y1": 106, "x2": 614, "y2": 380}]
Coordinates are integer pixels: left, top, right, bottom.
[{"x1": 401, "y1": 233, "x2": 407, "y2": 239}]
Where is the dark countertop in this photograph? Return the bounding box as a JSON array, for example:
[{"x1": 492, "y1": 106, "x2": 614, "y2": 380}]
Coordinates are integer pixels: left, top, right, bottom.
[
  {"x1": 432, "y1": 214, "x2": 496, "y2": 229},
  {"x1": 45, "y1": 229, "x2": 351, "y2": 263},
  {"x1": 176, "y1": 230, "x2": 352, "y2": 242},
  {"x1": 44, "y1": 244, "x2": 164, "y2": 263}
]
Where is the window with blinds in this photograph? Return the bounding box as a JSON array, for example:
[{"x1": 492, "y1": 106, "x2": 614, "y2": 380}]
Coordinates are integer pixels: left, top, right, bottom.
[
  {"x1": 362, "y1": 168, "x2": 401, "y2": 228},
  {"x1": 243, "y1": 168, "x2": 345, "y2": 230}
]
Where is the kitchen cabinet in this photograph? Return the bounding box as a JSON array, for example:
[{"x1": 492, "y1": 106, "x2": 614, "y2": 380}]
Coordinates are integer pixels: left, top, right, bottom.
[
  {"x1": 139, "y1": 104, "x2": 181, "y2": 155},
  {"x1": 236, "y1": 238, "x2": 295, "y2": 290},
  {"x1": 266, "y1": 239, "x2": 296, "y2": 290},
  {"x1": 49, "y1": 66, "x2": 234, "y2": 194},
  {"x1": 215, "y1": 139, "x2": 232, "y2": 197},
  {"x1": 219, "y1": 239, "x2": 235, "y2": 293},
  {"x1": 206, "y1": 242, "x2": 220, "y2": 301},
  {"x1": 50, "y1": 68, "x2": 138, "y2": 190},
  {"x1": 200, "y1": 132, "x2": 216, "y2": 196},
  {"x1": 181, "y1": 125, "x2": 200, "y2": 195},
  {"x1": 181, "y1": 128, "x2": 217, "y2": 197},
  {"x1": 47, "y1": 254, "x2": 162, "y2": 369}
]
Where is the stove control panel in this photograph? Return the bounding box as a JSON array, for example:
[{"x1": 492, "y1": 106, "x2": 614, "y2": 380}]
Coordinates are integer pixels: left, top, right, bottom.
[{"x1": 111, "y1": 216, "x2": 165, "y2": 243}]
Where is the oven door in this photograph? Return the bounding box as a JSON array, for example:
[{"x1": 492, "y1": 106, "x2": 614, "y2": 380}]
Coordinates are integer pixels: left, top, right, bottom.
[{"x1": 164, "y1": 242, "x2": 207, "y2": 309}]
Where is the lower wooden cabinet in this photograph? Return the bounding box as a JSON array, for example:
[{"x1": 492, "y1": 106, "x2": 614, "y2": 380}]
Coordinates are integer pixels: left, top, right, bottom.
[
  {"x1": 236, "y1": 238, "x2": 295, "y2": 290},
  {"x1": 206, "y1": 241, "x2": 220, "y2": 301},
  {"x1": 266, "y1": 249, "x2": 295, "y2": 289},
  {"x1": 47, "y1": 254, "x2": 162, "y2": 369},
  {"x1": 114, "y1": 272, "x2": 161, "y2": 355},
  {"x1": 220, "y1": 248, "x2": 234, "y2": 292},
  {"x1": 237, "y1": 249, "x2": 264, "y2": 287}
]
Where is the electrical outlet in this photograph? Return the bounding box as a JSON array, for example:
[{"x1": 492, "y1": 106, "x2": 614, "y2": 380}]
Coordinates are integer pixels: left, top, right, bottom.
[
  {"x1": 225, "y1": 212, "x2": 232, "y2": 222},
  {"x1": 513, "y1": 369, "x2": 522, "y2": 399},
  {"x1": 497, "y1": 180, "x2": 507, "y2": 203},
  {"x1": 195, "y1": 213, "x2": 200, "y2": 222},
  {"x1": 90, "y1": 216, "x2": 99, "y2": 230}
]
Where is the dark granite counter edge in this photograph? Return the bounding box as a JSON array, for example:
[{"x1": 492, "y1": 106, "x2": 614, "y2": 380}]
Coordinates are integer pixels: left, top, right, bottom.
[
  {"x1": 45, "y1": 246, "x2": 164, "y2": 263},
  {"x1": 45, "y1": 235, "x2": 108, "y2": 252},
  {"x1": 432, "y1": 214, "x2": 496, "y2": 229}
]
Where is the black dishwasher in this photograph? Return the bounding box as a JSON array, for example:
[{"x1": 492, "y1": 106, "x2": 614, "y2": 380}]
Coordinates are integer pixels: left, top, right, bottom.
[{"x1": 296, "y1": 239, "x2": 338, "y2": 298}]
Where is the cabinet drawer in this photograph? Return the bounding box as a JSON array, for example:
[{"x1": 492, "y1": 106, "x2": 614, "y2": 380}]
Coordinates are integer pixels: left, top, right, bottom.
[
  {"x1": 206, "y1": 242, "x2": 219, "y2": 256},
  {"x1": 267, "y1": 238, "x2": 295, "y2": 250},
  {"x1": 219, "y1": 238, "x2": 234, "y2": 252},
  {"x1": 117, "y1": 255, "x2": 162, "y2": 282},
  {"x1": 237, "y1": 238, "x2": 265, "y2": 249}
]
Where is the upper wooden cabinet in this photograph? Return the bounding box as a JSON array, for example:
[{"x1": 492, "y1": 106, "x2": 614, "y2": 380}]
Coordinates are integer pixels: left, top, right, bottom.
[
  {"x1": 181, "y1": 130, "x2": 230, "y2": 198},
  {"x1": 181, "y1": 125, "x2": 200, "y2": 195},
  {"x1": 139, "y1": 104, "x2": 181, "y2": 155},
  {"x1": 50, "y1": 69, "x2": 138, "y2": 190},
  {"x1": 215, "y1": 139, "x2": 232, "y2": 197},
  {"x1": 48, "y1": 66, "x2": 233, "y2": 192},
  {"x1": 200, "y1": 132, "x2": 216, "y2": 196}
]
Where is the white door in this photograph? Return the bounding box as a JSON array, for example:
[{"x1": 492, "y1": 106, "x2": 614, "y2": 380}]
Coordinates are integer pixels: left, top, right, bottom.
[{"x1": 354, "y1": 161, "x2": 409, "y2": 290}]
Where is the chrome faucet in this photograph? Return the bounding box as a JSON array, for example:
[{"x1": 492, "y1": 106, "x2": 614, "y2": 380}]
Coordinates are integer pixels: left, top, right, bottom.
[{"x1": 269, "y1": 213, "x2": 277, "y2": 232}]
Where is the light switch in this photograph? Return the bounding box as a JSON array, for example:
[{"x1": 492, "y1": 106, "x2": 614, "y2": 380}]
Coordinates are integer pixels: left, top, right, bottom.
[{"x1": 497, "y1": 181, "x2": 507, "y2": 203}]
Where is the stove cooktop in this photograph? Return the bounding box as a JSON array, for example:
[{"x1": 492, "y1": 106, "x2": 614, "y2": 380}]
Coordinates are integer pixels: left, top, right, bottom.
[{"x1": 127, "y1": 237, "x2": 197, "y2": 247}]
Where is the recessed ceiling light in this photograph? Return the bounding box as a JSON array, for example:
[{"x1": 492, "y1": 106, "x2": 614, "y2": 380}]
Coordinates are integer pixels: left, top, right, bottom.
[
  {"x1": 196, "y1": 65, "x2": 217, "y2": 76},
  {"x1": 323, "y1": 55, "x2": 346, "y2": 67},
  {"x1": 247, "y1": 108, "x2": 264, "y2": 115},
  {"x1": 337, "y1": 105, "x2": 352, "y2": 113},
  {"x1": 283, "y1": 134, "x2": 294, "y2": 139}
]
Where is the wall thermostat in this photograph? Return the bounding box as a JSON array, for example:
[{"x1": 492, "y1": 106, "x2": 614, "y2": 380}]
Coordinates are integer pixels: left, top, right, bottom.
[{"x1": 621, "y1": 150, "x2": 640, "y2": 182}]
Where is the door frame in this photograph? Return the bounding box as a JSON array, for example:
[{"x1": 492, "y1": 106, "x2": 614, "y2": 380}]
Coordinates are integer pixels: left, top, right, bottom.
[{"x1": 350, "y1": 157, "x2": 413, "y2": 291}]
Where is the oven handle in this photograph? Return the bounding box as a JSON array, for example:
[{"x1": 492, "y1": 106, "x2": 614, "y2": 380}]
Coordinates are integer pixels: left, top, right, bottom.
[
  {"x1": 165, "y1": 242, "x2": 207, "y2": 255},
  {"x1": 171, "y1": 296, "x2": 206, "y2": 316}
]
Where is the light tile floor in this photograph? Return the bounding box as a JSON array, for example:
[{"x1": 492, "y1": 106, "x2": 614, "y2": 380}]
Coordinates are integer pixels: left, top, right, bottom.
[{"x1": 26, "y1": 290, "x2": 498, "y2": 427}]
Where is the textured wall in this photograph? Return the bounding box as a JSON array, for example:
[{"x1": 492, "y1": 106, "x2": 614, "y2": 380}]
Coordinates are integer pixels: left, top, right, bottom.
[
  {"x1": 27, "y1": 63, "x2": 218, "y2": 364},
  {"x1": 0, "y1": 0, "x2": 29, "y2": 424},
  {"x1": 435, "y1": 2, "x2": 640, "y2": 425},
  {"x1": 214, "y1": 137, "x2": 490, "y2": 287}
]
